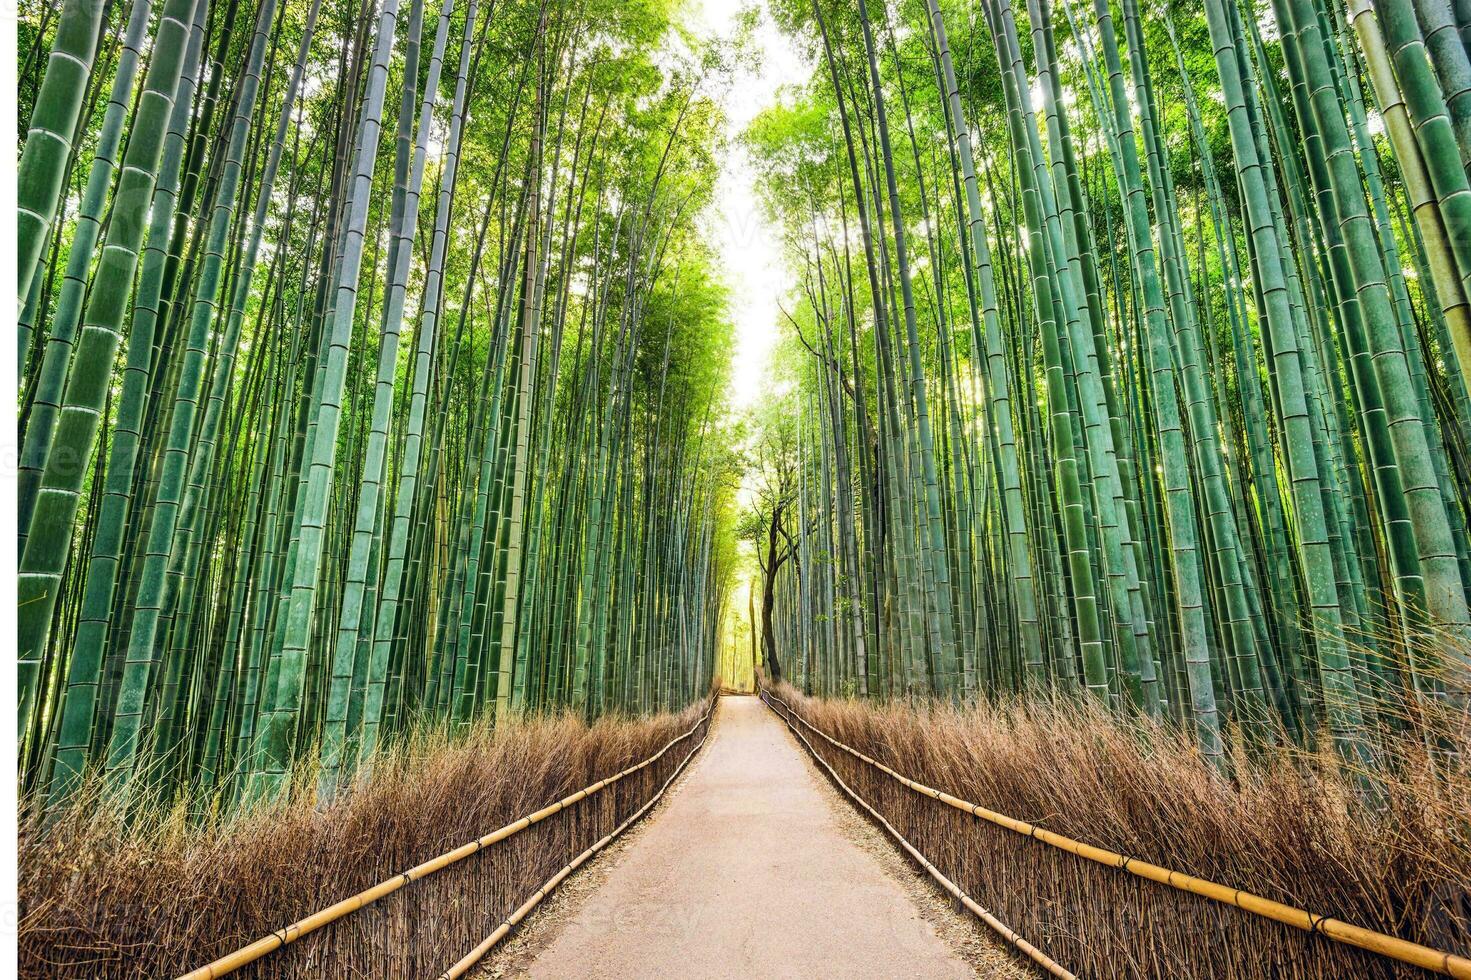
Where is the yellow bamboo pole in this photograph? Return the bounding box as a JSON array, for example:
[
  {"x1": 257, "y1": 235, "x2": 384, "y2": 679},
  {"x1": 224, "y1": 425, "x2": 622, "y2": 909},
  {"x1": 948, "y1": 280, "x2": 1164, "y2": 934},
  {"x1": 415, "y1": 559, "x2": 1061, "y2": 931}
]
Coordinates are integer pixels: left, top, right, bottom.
[
  {"x1": 761, "y1": 690, "x2": 1471, "y2": 980},
  {"x1": 436, "y1": 710, "x2": 713, "y2": 978},
  {"x1": 177, "y1": 699, "x2": 716, "y2": 980}
]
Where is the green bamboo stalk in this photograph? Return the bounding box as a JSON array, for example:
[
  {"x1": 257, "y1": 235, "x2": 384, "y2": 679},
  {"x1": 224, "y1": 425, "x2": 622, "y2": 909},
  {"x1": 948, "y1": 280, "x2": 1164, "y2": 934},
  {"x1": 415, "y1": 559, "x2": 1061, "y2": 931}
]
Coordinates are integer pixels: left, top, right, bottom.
[{"x1": 17, "y1": 0, "x2": 204, "y2": 746}]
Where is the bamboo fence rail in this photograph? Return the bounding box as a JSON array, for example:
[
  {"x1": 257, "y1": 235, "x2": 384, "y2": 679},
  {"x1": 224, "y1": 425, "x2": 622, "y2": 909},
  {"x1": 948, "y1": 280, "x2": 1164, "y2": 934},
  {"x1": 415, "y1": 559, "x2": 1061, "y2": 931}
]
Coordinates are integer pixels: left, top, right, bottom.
[
  {"x1": 770, "y1": 691, "x2": 1074, "y2": 977},
  {"x1": 177, "y1": 699, "x2": 715, "y2": 980},
  {"x1": 761, "y1": 689, "x2": 1471, "y2": 979},
  {"x1": 436, "y1": 711, "x2": 711, "y2": 978}
]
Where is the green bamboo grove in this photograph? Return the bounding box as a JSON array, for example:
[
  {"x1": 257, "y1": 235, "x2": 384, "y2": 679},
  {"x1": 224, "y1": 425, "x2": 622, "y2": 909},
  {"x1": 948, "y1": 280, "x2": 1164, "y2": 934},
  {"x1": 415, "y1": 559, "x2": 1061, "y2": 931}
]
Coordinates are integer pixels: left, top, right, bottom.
[
  {"x1": 748, "y1": 0, "x2": 1471, "y2": 760},
  {"x1": 16, "y1": 0, "x2": 741, "y2": 808}
]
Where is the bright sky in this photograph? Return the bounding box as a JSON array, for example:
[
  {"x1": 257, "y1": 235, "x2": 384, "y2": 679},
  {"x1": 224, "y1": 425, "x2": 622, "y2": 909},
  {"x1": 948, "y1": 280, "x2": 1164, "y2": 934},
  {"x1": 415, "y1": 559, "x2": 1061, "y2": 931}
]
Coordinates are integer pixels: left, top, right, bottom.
[{"x1": 690, "y1": 2, "x2": 811, "y2": 412}]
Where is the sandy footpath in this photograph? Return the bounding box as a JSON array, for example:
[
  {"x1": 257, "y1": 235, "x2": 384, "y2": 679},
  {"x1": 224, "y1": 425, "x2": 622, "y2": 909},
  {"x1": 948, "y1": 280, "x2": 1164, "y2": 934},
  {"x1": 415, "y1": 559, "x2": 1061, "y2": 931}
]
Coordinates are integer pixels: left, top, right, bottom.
[{"x1": 493, "y1": 695, "x2": 1006, "y2": 979}]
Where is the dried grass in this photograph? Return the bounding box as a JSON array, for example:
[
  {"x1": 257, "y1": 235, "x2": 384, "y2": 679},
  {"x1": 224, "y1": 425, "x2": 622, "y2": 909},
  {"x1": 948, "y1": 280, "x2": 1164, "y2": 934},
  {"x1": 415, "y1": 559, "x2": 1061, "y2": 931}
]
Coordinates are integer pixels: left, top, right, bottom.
[
  {"x1": 19, "y1": 700, "x2": 711, "y2": 978},
  {"x1": 770, "y1": 682, "x2": 1471, "y2": 978}
]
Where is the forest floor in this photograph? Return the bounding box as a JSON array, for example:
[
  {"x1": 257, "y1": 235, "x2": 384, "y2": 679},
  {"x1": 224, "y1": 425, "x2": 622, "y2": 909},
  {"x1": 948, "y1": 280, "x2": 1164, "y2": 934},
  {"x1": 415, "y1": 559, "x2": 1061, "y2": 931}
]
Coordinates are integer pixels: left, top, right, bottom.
[{"x1": 481, "y1": 695, "x2": 1025, "y2": 979}]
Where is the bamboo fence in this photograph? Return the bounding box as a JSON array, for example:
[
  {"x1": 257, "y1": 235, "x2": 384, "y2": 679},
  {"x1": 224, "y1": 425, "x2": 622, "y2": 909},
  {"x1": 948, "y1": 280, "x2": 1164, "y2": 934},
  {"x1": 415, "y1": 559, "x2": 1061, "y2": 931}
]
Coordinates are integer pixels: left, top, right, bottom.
[
  {"x1": 436, "y1": 711, "x2": 710, "y2": 978},
  {"x1": 762, "y1": 689, "x2": 1471, "y2": 979},
  {"x1": 176, "y1": 699, "x2": 714, "y2": 979}
]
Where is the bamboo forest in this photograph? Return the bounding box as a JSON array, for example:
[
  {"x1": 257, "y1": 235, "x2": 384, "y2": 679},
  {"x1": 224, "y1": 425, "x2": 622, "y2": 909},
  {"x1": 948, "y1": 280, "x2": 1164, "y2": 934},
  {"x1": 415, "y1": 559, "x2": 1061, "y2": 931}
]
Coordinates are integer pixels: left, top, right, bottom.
[{"x1": 12, "y1": 0, "x2": 1471, "y2": 976}]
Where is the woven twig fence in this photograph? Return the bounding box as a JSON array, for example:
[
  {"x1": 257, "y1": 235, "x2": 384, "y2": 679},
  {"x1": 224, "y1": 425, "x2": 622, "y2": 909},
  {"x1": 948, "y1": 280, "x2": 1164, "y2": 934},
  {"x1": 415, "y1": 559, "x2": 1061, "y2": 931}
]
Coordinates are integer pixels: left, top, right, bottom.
[
  {"x1": 21, "y1": 700, "x2": 713, "y2": 978},
  {"x1": 763, "y1": 689, "x2": 1470, "y2": 979}
]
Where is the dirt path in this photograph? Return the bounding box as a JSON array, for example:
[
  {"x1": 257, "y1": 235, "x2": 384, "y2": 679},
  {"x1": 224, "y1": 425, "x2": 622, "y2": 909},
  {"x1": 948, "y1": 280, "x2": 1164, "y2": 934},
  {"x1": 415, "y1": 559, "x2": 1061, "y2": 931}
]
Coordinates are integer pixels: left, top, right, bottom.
[{"x1": 499, "y1": 695, "x2": 1005, "y2": 979}]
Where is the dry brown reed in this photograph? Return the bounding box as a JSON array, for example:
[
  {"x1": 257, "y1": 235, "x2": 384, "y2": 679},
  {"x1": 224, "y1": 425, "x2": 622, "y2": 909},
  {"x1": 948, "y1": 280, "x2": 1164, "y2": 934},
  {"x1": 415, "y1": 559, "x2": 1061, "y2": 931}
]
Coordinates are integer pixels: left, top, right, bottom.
[
  {"x1": 18, "y1": 700, "x2": 711, "y2": 978},
  {"x1": 768, "y1": 682, "x2": 1471, "y2": 978}
]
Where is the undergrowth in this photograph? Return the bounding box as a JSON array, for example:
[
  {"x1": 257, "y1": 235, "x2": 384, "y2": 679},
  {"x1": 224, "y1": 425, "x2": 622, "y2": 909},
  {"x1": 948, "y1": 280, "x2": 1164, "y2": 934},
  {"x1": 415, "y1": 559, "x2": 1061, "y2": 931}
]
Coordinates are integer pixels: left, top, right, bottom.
[
  {"x1": 769, "y1": 681, "x2": 1471, "y2": 978},
  {"x1": 19, "y1": 699, "x2": 711, "y2": 978}
]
